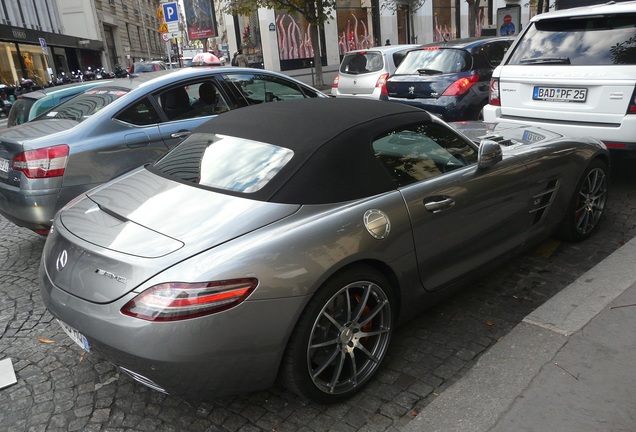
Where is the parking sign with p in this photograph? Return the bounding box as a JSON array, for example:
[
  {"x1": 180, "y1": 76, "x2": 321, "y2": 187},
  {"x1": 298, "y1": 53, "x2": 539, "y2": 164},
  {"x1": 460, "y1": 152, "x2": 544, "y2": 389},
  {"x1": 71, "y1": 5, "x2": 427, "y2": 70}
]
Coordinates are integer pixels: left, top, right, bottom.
[{"x1": 162, "y1": 2, "x2": 178, "y2": 23}]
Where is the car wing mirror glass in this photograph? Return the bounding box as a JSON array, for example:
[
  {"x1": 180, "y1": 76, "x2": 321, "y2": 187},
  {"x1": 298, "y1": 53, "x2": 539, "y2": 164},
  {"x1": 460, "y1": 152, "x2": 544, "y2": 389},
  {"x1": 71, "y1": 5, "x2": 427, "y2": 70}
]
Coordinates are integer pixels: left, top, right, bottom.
[{"x1": 478, "y1": 139, "x2": 502, "y2": 169}]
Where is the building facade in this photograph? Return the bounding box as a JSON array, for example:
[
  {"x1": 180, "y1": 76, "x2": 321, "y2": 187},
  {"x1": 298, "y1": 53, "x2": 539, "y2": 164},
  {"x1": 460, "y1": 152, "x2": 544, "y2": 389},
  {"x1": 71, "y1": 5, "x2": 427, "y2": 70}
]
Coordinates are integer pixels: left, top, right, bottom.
[
  {"x1": 0, "y1": 0, "x2": 103, "y2": 87},
  {"x1": 221, "y1": 0, "x2": 531, "y2": 74},
  {"x1": 0, "y1": 0, "x2": 167, "y2": 88},
  {"x1": 57, "y1": 0, "x2": 166, "y2": 71}
]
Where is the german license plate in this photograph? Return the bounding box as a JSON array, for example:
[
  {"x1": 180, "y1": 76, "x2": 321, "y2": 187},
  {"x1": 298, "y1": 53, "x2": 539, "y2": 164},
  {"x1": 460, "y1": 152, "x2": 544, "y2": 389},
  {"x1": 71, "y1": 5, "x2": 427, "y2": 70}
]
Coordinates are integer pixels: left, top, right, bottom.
[
  {"x1": 0, "y1": 158, "x2": 8, "y2": 173},
  {"x1": 533, "y1": 86, "x2": 587, "y2": 102},
  {"x1": 57, "y1": 319, "x2": 90, "y2": 352}
]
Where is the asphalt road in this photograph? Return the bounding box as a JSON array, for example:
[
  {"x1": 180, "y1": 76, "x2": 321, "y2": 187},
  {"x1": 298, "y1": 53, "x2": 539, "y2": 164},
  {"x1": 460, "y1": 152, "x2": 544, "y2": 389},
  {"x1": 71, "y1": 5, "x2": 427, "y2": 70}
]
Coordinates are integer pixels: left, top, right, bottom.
[{"x1": 0, "y1": 155, "x2": 634, "y2": 432}]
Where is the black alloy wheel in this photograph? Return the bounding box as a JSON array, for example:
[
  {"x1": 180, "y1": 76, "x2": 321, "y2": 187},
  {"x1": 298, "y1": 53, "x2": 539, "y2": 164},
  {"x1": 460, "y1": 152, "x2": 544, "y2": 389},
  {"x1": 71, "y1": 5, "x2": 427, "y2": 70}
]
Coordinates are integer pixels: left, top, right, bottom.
[{"x1": 560, "y1": 158, "x2": 608, "y2": 242}]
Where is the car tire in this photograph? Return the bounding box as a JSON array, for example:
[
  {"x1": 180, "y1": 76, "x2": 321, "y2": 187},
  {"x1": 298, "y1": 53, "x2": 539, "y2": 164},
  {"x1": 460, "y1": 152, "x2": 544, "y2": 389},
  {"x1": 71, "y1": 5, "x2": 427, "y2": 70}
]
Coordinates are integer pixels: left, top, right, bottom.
[
  {"x1": 558, "y1": 158, "x2": 608, "y2": 242},
  {"x1": 281, "y1": 265, "x2": 395, "y2": 404}
]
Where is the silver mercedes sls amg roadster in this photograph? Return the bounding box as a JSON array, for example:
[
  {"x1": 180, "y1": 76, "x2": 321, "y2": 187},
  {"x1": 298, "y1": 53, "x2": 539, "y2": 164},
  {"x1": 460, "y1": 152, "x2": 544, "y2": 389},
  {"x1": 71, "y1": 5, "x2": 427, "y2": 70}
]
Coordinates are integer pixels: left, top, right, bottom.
[{"x1": 40, "y1": 98, "x2": 609, "y2": 404}]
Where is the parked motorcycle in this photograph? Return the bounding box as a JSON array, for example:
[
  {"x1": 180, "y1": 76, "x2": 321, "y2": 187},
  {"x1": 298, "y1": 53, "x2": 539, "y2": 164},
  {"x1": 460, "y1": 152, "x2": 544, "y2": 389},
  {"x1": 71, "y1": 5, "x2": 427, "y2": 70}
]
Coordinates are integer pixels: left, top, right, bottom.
[
  {"x1": 83, "y1": 67, "x2": 96, "y2": 81},
  {"x1": 59, "y1": 72, "x2": 72, "y2": 84},
  {"x1": 0, "y1": 98, "x2": 12, "y2": 117},
  {"x1": 100, "y1": 68, "x2": 116, "y2": 79},
  {"x1": 46, "y1": 75, "x2": 64, "y2": 87},
  {"x1": 14, "y1": 79, "x2": 40, "y2": 96},
  {"x1": 0, "y1": 84, "x2": 11, "y2": 117},
  {"x1": 114, "y1": 64, "x2": 129, "y2": 78},
  {"x1": 71, "y1": 70, "x2": 83, "y2": 82}
]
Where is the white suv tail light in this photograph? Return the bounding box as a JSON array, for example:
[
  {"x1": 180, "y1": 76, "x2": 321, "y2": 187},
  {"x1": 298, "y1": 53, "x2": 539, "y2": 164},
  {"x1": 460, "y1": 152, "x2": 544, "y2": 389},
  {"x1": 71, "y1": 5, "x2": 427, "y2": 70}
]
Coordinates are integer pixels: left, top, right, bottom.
[
  {"x1": 489, "y1": 78, "x2": 500, "y2": 106},
  {"x1": 627, "y1": 88, "x2": 636, "y2": 114}
]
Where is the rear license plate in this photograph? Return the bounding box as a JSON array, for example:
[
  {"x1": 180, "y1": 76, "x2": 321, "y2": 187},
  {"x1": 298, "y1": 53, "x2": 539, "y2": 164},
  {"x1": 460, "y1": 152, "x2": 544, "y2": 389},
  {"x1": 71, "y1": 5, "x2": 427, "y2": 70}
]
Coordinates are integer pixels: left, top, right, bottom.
[
  {"x1": 57, "y1": 319, "x2": 90, "y2": 352},
  {"x1": 533, "y1": 86, "x2": 587, "y2": 102},
  {"x1": 0, "y1": 158, "x2": 8, "y2": 173}
]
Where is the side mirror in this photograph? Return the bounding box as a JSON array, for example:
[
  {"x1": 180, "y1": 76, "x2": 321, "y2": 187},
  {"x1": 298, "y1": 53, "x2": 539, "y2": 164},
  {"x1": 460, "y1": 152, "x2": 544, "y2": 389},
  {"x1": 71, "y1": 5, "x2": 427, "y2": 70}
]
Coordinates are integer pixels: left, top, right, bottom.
[{"x1": 478, "y1": 139, "x2": 503, "y2": 169}]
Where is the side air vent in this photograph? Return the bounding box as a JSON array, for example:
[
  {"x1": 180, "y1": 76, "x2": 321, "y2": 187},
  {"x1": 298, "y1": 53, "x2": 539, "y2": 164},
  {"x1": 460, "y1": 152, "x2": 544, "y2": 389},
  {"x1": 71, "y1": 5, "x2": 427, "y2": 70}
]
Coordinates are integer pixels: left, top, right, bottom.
[{"x1": 530, "y1": 179, "x2": 560, "y2": 225}]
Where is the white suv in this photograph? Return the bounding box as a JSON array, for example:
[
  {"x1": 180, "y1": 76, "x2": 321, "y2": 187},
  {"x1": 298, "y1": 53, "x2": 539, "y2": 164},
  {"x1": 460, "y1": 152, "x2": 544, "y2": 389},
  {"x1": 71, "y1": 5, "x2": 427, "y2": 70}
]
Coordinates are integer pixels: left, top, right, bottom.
[{"x1": 483, "y1": 1, "x2": 636, "y2": 152}]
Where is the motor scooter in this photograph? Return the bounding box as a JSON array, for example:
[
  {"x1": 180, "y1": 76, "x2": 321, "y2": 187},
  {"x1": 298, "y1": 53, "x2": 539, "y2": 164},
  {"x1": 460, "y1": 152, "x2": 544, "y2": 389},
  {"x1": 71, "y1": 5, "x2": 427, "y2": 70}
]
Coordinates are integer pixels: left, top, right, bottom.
[{"x1": 114, "y1": 64, "x2": 129, "y2": 78}]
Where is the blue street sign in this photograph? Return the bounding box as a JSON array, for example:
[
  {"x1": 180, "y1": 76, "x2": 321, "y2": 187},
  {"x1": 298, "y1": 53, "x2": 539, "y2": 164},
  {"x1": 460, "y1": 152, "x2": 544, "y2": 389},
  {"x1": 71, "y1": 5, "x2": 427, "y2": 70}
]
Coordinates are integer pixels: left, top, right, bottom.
[{"x1": 162, "y1": 2, "x2": 179, "y2": 23}]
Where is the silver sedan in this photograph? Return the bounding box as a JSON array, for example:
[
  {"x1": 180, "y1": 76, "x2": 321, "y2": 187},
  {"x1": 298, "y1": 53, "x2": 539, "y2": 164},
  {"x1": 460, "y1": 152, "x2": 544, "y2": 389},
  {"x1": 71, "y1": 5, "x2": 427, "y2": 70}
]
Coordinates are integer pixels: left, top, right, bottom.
[{"x1": 0, "y1": 67, "x2": 326, "y2": 234}]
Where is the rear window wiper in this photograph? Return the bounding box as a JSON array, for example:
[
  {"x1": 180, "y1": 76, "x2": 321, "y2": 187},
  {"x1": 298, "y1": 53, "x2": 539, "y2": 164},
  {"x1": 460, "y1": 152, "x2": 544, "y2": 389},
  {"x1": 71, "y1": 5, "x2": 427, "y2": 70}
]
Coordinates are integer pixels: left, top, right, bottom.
[
  {"x1": 519, "y1": 57, "x2": 571, "y2": 65},
  {"x1": 417, "y1": 69, "x2": 444, "y2": 75}
]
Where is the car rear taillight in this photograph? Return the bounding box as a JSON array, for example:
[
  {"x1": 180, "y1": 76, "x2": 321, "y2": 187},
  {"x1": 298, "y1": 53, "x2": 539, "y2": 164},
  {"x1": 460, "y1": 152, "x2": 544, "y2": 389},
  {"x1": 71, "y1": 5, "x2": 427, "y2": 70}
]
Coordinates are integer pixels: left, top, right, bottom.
[
  {"x1": 121, "y1": 278, "x2": 258, "y2": 322},
  {"x1": 380, "y1": 78, "x2": 389, "y2": 96},
  {"x1": 489, "y1": 78, "x2": 501, "y2": 106},
  {"x1": 332, "y1": 75, "x2": 340, "y2": 89},
  {"x1": 13, "y1": 145, "x2": 69, "y2": 178},
  {"x1": 627, "y1": 88, "x2": 636, "y2": 114},
  {"x1": 376, "y1": 73, "x2": 389, "y2": 89},
  {"x1": 442, "y1": 75, "x2": 479, "y2": 96}
]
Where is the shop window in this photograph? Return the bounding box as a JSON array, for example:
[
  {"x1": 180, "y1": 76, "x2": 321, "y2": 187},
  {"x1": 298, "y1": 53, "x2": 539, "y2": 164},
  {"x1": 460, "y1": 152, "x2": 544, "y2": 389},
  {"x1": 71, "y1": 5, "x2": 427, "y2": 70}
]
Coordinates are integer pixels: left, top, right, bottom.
[
  {"x1": 433, "y1": 0, "x2": 457, "y2": 41},
  {"x1": 336, "y1": 8, "x2": 372, "y2": 54}
]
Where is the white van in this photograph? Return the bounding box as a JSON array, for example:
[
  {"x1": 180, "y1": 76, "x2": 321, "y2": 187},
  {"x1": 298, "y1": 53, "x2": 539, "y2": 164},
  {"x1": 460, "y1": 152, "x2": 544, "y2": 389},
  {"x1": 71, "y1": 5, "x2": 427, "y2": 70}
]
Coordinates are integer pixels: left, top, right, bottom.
[{"x1": 483, "y1": 1, "x2": 636, "y2": 152}]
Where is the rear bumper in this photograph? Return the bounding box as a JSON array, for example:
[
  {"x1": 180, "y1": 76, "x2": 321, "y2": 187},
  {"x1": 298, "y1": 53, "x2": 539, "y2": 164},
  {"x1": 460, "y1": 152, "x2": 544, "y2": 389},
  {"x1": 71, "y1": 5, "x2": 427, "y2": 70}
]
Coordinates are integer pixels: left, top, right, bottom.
[
  {"x1": 331, "y1": 89, "x2": 383, "y2": 100},
  {"x1": 483, "y1": 105, "x2": 636, "y2": 151},
  {"x1": 385, "y1": 94, "x2": 483, "y2": 122},
  {"x1": 0, "y1": 180, "x2": 94, "y2": 232},
  {"x1": 39, "y1": 250, "x2": 309, "y2": 398},
  {"x1": 0, "y1": 183, "x2": 59, "y2": 231}
]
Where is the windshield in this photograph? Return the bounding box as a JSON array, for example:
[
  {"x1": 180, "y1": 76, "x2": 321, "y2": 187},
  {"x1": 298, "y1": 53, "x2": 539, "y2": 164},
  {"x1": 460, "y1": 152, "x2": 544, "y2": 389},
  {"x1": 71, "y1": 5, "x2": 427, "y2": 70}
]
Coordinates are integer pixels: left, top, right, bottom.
[
  {"x1": 507, "y1": 13, "x2": 636, "y2": 65},
  {"x1": 153, "y1": 133, "x2": 294, "y2": 193},
  {"x1": 41, "y1": 87, "x2": 129, "y2": 122},
  {"x1": 395, "y1": 48, "x2": 471, "y2": 74}
]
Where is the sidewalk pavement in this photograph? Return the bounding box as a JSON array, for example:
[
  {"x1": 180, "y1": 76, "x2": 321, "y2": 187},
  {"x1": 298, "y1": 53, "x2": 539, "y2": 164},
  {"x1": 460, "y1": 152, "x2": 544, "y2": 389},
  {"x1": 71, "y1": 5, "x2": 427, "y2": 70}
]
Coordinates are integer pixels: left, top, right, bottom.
[{"x1": 404, "y1": 235, "x2": 636, "y2": 432}]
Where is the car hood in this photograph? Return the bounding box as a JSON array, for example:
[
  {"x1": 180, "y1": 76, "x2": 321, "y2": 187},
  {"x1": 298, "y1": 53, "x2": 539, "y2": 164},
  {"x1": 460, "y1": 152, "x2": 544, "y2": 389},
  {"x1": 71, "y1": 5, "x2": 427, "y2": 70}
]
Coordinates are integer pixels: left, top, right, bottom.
[
  {"x1": 0, "y1": 118, "x2": 79, "y2": 142},
  {"x1": 48, "y1": 167, "x2": 300, "y2": 303},
  {"x1": 386, "y1": 74, "x2": 460, "y2": 99}
]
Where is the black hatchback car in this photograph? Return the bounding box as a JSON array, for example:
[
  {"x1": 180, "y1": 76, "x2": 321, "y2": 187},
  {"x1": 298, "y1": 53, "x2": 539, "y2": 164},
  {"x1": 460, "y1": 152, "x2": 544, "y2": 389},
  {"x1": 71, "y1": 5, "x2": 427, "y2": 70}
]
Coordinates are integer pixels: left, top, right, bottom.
[{"x1": 382, "y1": 36, "x2": 514, "y2": 121}]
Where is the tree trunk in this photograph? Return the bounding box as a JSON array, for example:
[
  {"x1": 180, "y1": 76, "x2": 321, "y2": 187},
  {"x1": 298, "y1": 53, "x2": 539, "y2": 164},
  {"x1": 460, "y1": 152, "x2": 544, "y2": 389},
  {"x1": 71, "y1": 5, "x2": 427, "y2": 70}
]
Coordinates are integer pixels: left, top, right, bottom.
[
  {"x1": 311, "y1": 24, "x2": 324, "y2": 87},
  {"x1": 537, "y1": 0, "x2": 545, "y2": 15}
]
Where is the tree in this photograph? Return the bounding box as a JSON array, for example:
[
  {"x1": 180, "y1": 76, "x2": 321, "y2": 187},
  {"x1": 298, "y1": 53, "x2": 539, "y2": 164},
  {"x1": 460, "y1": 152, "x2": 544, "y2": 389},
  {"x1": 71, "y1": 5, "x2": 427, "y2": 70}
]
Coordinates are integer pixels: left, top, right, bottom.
[
  {"x1": 465, "y1": 0, "x2": 482, "y2": 37},
  {"x1": 223, "y1": 0, "x2": 337, "y2": 86}
]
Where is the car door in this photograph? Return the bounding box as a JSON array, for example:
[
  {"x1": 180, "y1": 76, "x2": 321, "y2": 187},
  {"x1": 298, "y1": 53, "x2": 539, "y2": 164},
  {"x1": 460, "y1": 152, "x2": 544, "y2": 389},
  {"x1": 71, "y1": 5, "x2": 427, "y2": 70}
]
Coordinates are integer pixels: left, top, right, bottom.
[
  {"x1": 155, "y1": 78, "x2": 233, "y2": 150},
  {"x1": 372, "y1": 122, "x2": 533, "y2": 291},
  {"x1": 108, "y1": 95, "x2": 170, "y2": 173}
]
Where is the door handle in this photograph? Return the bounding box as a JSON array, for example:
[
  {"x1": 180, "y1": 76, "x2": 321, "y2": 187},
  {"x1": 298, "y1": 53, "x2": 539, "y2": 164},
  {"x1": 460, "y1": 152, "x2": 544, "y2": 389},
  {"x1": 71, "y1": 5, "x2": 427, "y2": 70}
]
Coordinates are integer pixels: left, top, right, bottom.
[
  {"x1": 424, "y1": 197, "x2": 455, "y2": 213},
  {"x1": 170, "y1": 131, "x2": 191, "y2": 139}
]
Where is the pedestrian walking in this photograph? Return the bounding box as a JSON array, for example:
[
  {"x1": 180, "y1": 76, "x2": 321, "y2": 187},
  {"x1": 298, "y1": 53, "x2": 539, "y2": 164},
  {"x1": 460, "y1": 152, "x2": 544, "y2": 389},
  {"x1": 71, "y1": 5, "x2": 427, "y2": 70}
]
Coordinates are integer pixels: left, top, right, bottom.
[{"x1": 236, "y1": 49, "x2": 248, "y2": 67}]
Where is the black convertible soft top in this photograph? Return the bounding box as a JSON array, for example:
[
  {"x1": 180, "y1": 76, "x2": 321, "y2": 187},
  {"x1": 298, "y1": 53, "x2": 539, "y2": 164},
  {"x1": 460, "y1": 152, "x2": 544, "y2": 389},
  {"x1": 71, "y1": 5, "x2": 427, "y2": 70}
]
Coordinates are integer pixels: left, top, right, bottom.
[{"x1": 188, "y1": 98, "x2": 435, "y2": 204}]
